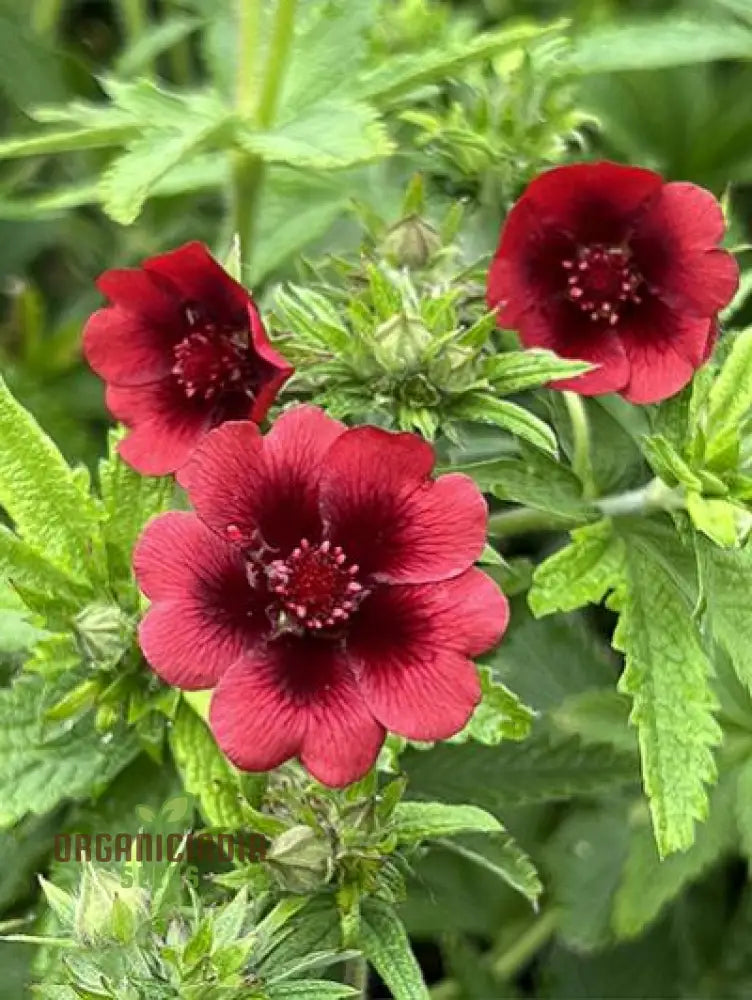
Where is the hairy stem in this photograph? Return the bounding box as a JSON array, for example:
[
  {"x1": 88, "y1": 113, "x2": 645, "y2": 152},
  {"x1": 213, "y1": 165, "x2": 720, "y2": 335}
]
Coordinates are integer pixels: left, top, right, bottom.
[
  {"x1": 563, "y1": 391, "x2": 595, "y2": 499},
  {"x1": 487, "y1": 478, "x2": 684, "y2": 539},
  {"x1": 231, "y1": 0, "x2": 298, "y2": 271},
  {"x1": 256, "y1": 0, "x2": 299, "y2": 127}
]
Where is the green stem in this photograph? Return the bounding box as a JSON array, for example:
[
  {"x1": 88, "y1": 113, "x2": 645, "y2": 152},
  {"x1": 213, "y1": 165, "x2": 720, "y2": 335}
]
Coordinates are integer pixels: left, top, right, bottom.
[
  {"x1": 490, "y1": 911, "x2": 558, "y2": 981},
  {"x1": 256, "y1": 0, "x2": 299, "y2": 127},
  {"x1": 231, "y1": 0, "x2": 298, "y2": 272},
  {"x1": 121, "y1": 0, "x2": 152, "y2": 73},
  {"x1": 563, "y1": 391, "x2": 595, "y2": 500},
  {"x1": 487, "y1": 478, "x2": 684, "y2": 539},
  {"x1": 343, "y1": 956, "x2": 369, "y2": 998},
  {"x1": 236, "y1": 0, "x2": 262, "y2": 117}
]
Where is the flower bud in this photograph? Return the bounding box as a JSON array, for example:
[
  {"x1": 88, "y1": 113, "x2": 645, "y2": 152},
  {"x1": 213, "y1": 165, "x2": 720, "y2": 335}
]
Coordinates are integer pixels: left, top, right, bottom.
[
  {"x1": 265, "y1": 825, "x2": 333, "y2": 893},
  {"x1": 74, "y1": 867, "x2": 150, "y2": 946},
  {"x1": 75, "y1": 602, "x2": 132, "y2": 668},
  {"x1": 373, "y1": 314, "x2": 433, "y2": 375},
  {"x1": 383, "y1": 214, "x2": 442, "y2": 269}
]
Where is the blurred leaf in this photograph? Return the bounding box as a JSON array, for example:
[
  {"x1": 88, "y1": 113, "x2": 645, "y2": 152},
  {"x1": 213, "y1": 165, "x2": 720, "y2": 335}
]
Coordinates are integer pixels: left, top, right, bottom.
[
  {"x1": 437, "y1": 832, "x2": 542, "y2": 905},
  {"x1": 612, "y1": 781, "x2": 736, "y2": 939},
  {"x1": 402, "y1": 732, "x2": 638, "y2": 813},
  {"x1": 392, "y1": 802, "x2": 502, "y2": 844},
  {"x1": 570, "y1": 17, "x2": 752, "y2": 75}
]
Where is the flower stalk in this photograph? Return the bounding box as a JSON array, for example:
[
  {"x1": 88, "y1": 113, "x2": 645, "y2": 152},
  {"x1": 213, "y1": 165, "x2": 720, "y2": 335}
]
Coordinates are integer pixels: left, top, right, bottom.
[
  {"x1": 563, "y1": 390, "x2": 595, "y2": 500},
  {"x1": 232, "y1": 0, "x2": 299, "y2": 270},
  {"x1": 487, "y1": 477, "x2": 684, "y2": 539}
]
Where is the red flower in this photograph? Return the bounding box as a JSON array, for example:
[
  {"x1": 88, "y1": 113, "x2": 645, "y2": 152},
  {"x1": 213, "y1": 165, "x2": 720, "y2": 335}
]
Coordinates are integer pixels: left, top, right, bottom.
[
  {"x1": 487, "y1": 162, "x2": 739, "y2": 404},
  {"x1": 133, "y1": 406, "x2": 508, "y2": 787},
  {"x1": 84, "y1": 242, "x2": 294, "y2": 475}
]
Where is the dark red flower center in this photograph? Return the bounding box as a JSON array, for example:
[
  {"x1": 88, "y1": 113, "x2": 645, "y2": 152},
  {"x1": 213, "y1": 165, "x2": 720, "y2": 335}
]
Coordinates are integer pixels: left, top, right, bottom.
[
  {"x1": 562, "y1": 245, "x2": 643, "y2": 325},
  {"x1": 266, "y1": 539, "x2": 365, "y2": 631},
  {"x1": 172, "y1": 308, "x2": 254, "y2": 400}
]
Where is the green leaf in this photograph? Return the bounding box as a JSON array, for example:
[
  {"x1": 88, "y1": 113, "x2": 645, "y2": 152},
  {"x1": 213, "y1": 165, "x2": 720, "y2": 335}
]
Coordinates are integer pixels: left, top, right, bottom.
[
  {"x1": 402, "y1": 732, "x2": 637, "y2": 813},
  {"x1": 451, "y1": 395, "x2": 557, "y2": 455},
  {"x1": 100, "y1": 108, "x2": 229, "y2": 225},
  {"x1": 552, "y1": 689, "x2": 637, "y2": 754},
  {"x1": 116, "y1": 16, "x2": 202, "y2": 77},
  {"x1": 0, "y1": 525, "x2": 91, "y2": 605},
  {"x1": 266, "y1": 983, "x2": 356, "y2": 1000},
  {"x1": 436, "y1": 832, "x2": 542, "y2": 905},
  {"x1": 0, "y1": 675, "x2": 139, "y2": 828},
  {"x1": 239, "y1": 101, "x2": 392, "y2": 169},
  {"x1": 0, "y1": 125, "x2": 136, "y2": 159},
  {"x1": 481, "y1": 451, "x2": 592, "y2": 519},
  {"x1": 356, "y1": 22, "x2": 558, "y2": 104},
  {"x1": 0, "y1": 377, "x2": 101, "y2": 583},
  {"x1": 485, "y1": 350, "x2": 591, "y2": 396},
  {"x1": 641, "y1": 434, "x2": 702, "y2": 490},
  {"x1": 359, "y1": 898, "x2": 429, "y2": 1000},
  {"x1": 392, "y1": 802, "x2": 501, "y2": 844},
  {"x1": 169, "y1": 700, "x2": 245, "y2": 829},
  {"x1": 735, "y1": 757, "x2": 752, "y2": 861},
  {"x1": 570, "y1": 16, "x2": 752, "y2": 74},
  {"x1": 686, "y1": 492, "x2": 738, "y2": 547},
  {"x1": 545, "y1": 802, "x2": 630, "y2": 950},
  {"x1": 612, "y1": 781, "x2": 737, "y2": 939},
  {"x1": 454, "y1": 667, "x2": 535, "y2": 745},
  {"x1": 697, "y1": 538, "x2": 752, "y2": 693},
  {"x1": 706, "y1": 326, "x2": 752, "y2": 461},
  {"x1": 529, "y1": 519, "x2": 625, "y2": 618},
  {"x1": 614, "y1": 528, "x2": 721, "y2": 856}
]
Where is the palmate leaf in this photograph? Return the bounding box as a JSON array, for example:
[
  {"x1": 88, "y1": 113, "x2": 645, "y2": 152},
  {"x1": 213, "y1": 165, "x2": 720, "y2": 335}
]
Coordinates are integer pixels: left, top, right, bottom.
[
  {"x1": 0, "y1": 377, "x2": 102, "y2": 584},
  {"x1": 613, "y1": 526, "x2": 721, "y2": 857},
  {"x1": 100, "y1": 112, "x2": 231, "y2": 225},
  {"x1": 0, "y1": 674, "x2": 139, "y2": 828},
  {"x1": 238, "y1": 101, "x2": 393, "y2": 170},
  {"x1": 529, "y1": 519, "x2": 625, "y2": 617}
]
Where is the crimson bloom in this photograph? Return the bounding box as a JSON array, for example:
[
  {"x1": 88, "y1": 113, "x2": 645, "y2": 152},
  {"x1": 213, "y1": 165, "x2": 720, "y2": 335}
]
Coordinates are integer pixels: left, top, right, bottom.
[
  {"x1": 487, "y1": 161, "x2": 738, "y2": 404},
  {"x1": 84, "y1": 242, "x2": 293, "y2": 475},
  {"x1": 133, "y1": 405, "x2": 508, "y2": 787}
]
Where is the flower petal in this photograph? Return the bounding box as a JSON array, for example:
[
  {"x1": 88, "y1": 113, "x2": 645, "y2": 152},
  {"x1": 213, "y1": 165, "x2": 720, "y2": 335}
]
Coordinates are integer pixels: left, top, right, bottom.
[
  {"x1": 521, "y1": 161, "x2": 663, "y2": 243},
  {"x1": 179, "y1": 406, "x2": 345, "y2": 554},
  {"x1": 618, "y1": 299, "x2": 713, "y2": 404},
  {"x1": 632, "y1": 182, "x2": 738, "y2": 316},
  {"x1": 134, "y1": 512, "x2": 267, "y2": 688},
  {"x1": 512, "y1": 304, "x2": 630, "y2": 396},
  {"x1": 106, "y1": 380, "x2": 211, "y2": 476},
  {"x1": 209, "y1": 637, "x2": 385, "y2": 786},
  {"x1": 320, "y1": 427, "x2": 487, "y2": 584},
  {"x1": 348, "y1": 569, "x2": 509, "y2": 740},
  {"x1": 144, "y1": 241, "x2": 249, "y2": 325},
  {"x1": 83, "y1": 306, "x2": 178, "y2": 386}
]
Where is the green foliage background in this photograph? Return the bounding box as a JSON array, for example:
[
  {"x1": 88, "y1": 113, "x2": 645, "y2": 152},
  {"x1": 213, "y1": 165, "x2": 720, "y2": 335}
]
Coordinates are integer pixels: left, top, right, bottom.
[{"x1": 4, "y1": 0, "x2": 752, "y2": 998}]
